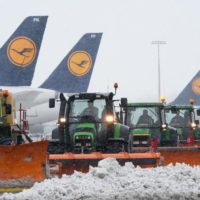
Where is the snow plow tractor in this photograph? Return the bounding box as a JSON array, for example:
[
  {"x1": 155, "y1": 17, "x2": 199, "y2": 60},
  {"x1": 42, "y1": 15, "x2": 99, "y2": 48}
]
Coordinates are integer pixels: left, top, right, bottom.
[
  {"x1": 120, "y1": 101, "x2": 166, "y2": 148},
  {"x1": 162, "y1": 104, "x2": 200, "y2": 165},
  {"x1": 120, "y1": 98, "x2": 200, "y2": 166},
  {"x1": 0, "y1": 90, "x2": 49, "y2": 192},
  {"x1": 48, "y1": 90, "x2": 160, "y2": 175}
]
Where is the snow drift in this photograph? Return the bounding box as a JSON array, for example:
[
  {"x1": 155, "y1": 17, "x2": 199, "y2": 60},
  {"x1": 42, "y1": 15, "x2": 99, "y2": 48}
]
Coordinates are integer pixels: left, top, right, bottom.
[{"x1": 1, "y1": 158, "x2": 200, "y2": 200}]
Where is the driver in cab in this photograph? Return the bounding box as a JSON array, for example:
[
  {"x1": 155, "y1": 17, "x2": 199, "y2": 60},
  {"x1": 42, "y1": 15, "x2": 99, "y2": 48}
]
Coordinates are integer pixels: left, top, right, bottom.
[
  {"x1": 170, "y1": 110, "x2": 184, "y2": 127},
  {"x1": 81, "y1": 100, "x2": 99, "y2": 120},
  {"x1": 137, "y1": 109, "x2": 154, "y2": 126}
]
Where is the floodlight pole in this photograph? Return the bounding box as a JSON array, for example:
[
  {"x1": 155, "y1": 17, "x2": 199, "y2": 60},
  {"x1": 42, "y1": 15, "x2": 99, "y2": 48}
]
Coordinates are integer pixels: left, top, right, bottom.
[{"x1": 152, "y1": 41, "x2": 167, "y2": 102}]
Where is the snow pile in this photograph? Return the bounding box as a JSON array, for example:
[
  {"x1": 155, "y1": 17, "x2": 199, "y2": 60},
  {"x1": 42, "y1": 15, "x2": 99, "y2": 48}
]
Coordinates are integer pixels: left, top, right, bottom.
[
  {"x1": 0, "y1": 178, "x2": 35, "y2": 188},
  {"x1": 1, "y1": 158, "x2": 200, "y2": 200}
]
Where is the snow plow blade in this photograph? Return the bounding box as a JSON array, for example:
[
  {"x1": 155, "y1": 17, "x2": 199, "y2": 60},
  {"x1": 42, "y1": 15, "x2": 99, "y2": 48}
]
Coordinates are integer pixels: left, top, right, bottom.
[
  {"x1": 159, "y1": 146, "x2": 200, "y2": 166},
  {"x1": 0, "y1": 141, "x2": 49, "y2": 190},
  {"x1": 130, "y1": 146, "x2": 200, "y2": 166},
  {"x1": 49, "y1": 152, "x2": 160, "y2": 175}
]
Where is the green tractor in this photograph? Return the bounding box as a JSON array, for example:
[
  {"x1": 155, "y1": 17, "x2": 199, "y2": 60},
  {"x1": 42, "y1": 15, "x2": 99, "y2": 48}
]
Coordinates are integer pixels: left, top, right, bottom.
[
  {"x1": 48, "y1": 92, "x2": 161, "y2": 174},
  {"x1": 119, "y1": 98, "x2": 200, "y2": 166},
  {"x1": 120, "y1": 99, "x2": 170, "y2": 150},
  {"x1": 49, "y1": 92, "x2": 129, "y2": 154},
  {"x1": 120, "y1": 98, "x2": 200, "y2": 148},
  {"x1": 164, "y1": 105, "x2": 200, "y2": 145}
]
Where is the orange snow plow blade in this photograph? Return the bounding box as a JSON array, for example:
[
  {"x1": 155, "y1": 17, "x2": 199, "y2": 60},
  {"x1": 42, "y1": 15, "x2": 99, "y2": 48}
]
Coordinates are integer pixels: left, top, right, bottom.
[
  {"x1": 0, "y1": 141, "x2": 49, "y2": 189},
  {"x1": 159, "y1": 146, "x2": 200, "y2": 166},
  {"x1": 130, "y1": 146, "x2": 200, "y2": 166},
  {"x1": 49, "y1": 152, "x2": 160, "y2": 175}
]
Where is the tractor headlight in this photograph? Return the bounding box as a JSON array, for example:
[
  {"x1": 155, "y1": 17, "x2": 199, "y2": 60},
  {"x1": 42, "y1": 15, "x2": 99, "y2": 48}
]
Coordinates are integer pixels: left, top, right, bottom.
[
  {"x1": 162, "y1": 124, "x2": 167, "y2": 129},
  {"x1": 191, "y1": 122, "x2": 197, "y2": 129},
  {"x1": 105, "y1": 115, "x2": 114, "y2": 123},
  {"x1": 161, "y1": 123, "x2": 167, "y2": 131},
  {"x1": 60, "y1": 117, "x2": 66, "y2": 123}
]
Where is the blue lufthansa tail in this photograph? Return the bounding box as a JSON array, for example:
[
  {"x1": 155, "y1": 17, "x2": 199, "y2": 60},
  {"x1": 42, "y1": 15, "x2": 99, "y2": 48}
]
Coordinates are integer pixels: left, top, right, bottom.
[
  {"x1": 171, "y1": 70, "x2": 200, "y2": 105},
  {"x1": 0, "y1": 16, "x2": 48, "y2": 86},
  {"x1": 40, "y1": 33, "x2": 102, "y2": 93}
]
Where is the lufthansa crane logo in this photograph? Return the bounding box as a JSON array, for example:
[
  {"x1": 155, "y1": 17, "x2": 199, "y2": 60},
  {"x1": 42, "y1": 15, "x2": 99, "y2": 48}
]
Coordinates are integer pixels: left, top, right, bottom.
[
  {"x1": 68, "y1": 51, "x2": 92, "y2": 76},
  {"x1": 7, "y1": 36, "x2": 36, "y2": 68},
  {"x1": 192, "y1": 77, "x2": 200, "y2": 95}
]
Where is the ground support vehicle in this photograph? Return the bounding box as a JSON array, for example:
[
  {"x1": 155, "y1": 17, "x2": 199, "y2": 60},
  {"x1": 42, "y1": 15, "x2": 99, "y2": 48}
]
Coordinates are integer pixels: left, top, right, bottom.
[
  {"x1": 120, "y1": 98, "x2": 200, "y2": 166},
  {"x1": 0, "y1": 90, "x2": 49, "y2": 192},
  {"x1": 48, "y1": 92, "x2": 160, "y2": 175}
]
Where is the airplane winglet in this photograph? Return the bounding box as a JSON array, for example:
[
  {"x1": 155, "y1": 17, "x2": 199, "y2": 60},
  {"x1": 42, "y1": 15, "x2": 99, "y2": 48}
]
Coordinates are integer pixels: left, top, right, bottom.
[{"x1": 40, "y1": 33, "x2": 103, "y2": 93}]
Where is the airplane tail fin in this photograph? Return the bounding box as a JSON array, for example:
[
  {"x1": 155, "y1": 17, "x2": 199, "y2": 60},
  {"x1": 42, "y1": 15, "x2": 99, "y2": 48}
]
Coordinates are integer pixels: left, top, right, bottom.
[
  {"x1": 0, "y1": 16, "x2": 48, "y2": 86},
  {"x1": 40, "y1": 33, "x2": 102, "y2": 93},
  {"x1": 171, "y1": 70, "x2": 200, "y2": 105}
]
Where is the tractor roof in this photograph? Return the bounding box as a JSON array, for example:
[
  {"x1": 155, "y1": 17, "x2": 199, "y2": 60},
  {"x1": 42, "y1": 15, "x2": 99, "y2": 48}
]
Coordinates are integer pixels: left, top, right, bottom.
[
  {"x1": 68, "y1": 92, "x2": 114, "y2": 101},
  {"x1": 165, "y1": 105, "x2": 193, "y2": 110},
  {"x1": 127, "y1": 102, "x2": 163, "y2": 107}
]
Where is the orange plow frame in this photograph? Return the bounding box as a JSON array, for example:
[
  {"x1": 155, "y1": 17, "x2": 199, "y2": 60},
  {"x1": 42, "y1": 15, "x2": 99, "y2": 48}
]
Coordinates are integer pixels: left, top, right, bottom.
[{"x1": 49, "y1": 152, "x2": 161, "y2": 175}]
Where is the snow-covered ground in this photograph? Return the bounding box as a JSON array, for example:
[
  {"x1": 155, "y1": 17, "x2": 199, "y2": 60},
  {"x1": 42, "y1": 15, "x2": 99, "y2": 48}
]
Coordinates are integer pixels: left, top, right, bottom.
[{"x1": 1, "y1": 158, "x2": 200, "y2": 200}]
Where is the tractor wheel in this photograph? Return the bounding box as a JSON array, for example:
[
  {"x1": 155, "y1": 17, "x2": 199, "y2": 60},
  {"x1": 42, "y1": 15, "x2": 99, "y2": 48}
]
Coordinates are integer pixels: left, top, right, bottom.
[
  {"x1": 0, "y1": 137, "x2": 12, "y2": 145},
  {"x1": 128, "y1": 134, "x2": 133, "y2": 153}
]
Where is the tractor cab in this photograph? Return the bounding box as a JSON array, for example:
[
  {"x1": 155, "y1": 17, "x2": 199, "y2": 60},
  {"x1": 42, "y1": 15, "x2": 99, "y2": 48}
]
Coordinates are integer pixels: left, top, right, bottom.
[
  {"x1": 53, "y1": 92, "x2": 129, "y2": 154},
  {"x1": 164, "y1": 105, "x2": 199, "y2": 145},
  {"x1": 120, "y1": 100, "x2": 166, "y2": 148}
]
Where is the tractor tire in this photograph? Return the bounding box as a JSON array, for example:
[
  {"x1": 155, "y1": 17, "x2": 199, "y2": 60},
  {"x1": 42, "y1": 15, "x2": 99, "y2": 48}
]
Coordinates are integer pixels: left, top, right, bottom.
[
  {"x1": 52, "y1": 128, "x2": 59, "y2": 140},
  {"x1": 128, "y1": 134, "x2": 133, "y2": 153},
  {"x1": 120, "y1": 125, "x2": 130, "y2": 142},
  {"x1": 0, "y1": 137, "x2": 12, "y2": 145}
]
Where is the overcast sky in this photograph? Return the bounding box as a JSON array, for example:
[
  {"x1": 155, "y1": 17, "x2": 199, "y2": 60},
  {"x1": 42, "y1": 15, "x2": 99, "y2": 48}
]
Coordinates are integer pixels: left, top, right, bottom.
[{"x1": 0, "y1": 0, "x2": 200, "y2": 103}]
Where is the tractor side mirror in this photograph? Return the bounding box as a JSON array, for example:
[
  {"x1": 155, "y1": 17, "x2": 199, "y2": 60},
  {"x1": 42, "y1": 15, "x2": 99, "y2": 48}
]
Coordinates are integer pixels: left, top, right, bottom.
[
  {"x1": 5, "y1": 104, "x2": 12, "y2": 114},
  {"x1": 197, "y1": 109, "x2": 200, "y2": 116},
  {"x1": 195, "y1": 120, "x2": 199, "y2": 125},
  {"x1": 49, "y1": 98, "x2": 55, "y2": 108},
  {"x1": 120, "y1": 98, "x2": 127, "y2": 107}
]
